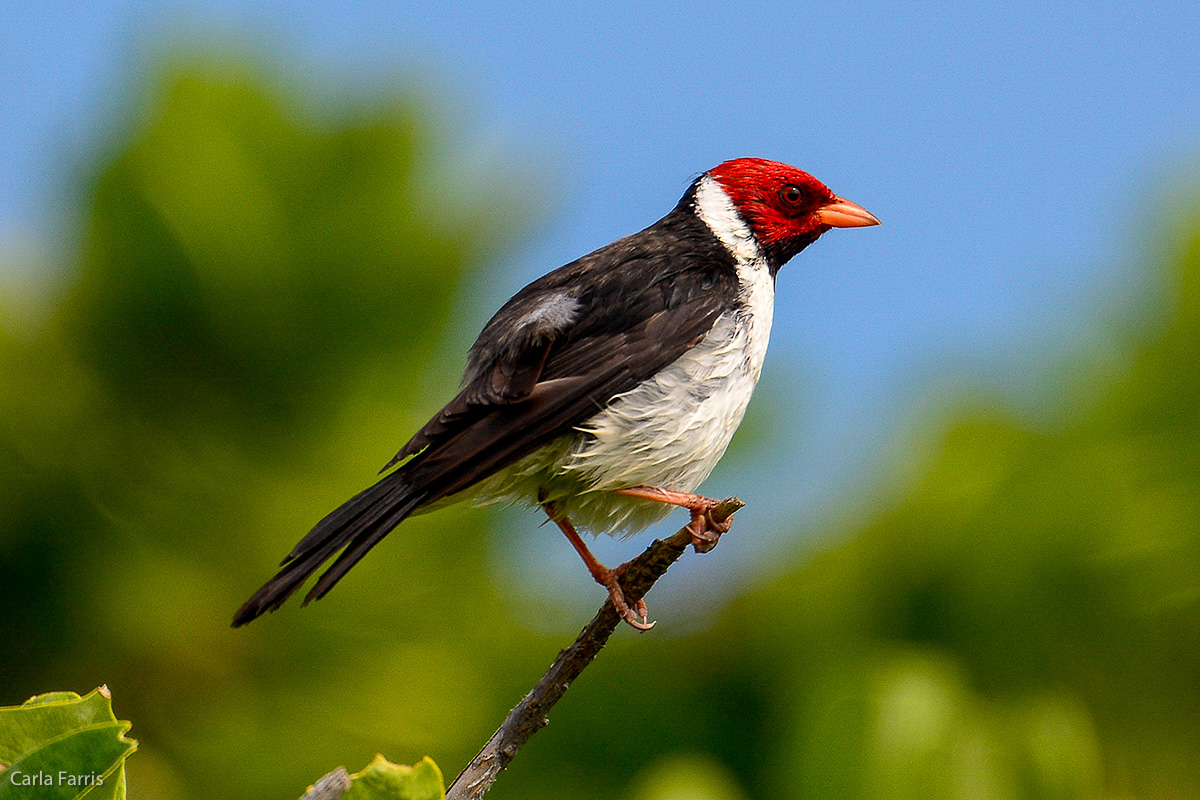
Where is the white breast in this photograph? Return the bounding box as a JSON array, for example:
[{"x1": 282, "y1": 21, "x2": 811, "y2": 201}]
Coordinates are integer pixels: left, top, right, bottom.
[{"x1": 561, "y1": 292, "x2": 771, "y2": 507}]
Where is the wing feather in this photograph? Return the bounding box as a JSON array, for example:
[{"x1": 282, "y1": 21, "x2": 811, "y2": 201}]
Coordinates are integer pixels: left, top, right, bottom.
[
  {"x1": 234, "y1": 192, "x2": 743, "y2": 624},
  {"x1": 399, "y1": 285, "x2": 734, "y2": 505},
  {"x1": 385, "y1": 210, "x2": 738, "y2": 476}
]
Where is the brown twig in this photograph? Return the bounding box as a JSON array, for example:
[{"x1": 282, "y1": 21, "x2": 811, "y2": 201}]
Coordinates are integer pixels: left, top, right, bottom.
[{"x1": 444, "y1": 496, "x2": 745, "y2": 800}]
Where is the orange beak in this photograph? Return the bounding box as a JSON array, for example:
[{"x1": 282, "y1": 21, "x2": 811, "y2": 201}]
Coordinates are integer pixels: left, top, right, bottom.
[{"x1": 814, "y1": 196, "x2": 880, "y2": 228}]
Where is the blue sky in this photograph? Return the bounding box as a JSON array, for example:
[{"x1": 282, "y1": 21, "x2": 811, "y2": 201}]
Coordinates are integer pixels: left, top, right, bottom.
[{"x1": 4, "y1": 1, "x2": 1200, "y2": 610}]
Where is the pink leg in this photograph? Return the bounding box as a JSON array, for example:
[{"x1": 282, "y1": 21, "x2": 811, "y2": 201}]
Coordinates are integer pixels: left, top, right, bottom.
[
  {"x1": 543, "y1": 501, "x2": 653, "y2": 630},
  {"x1": 612, "y1": 485, "x2": 732, "y2": 553}
]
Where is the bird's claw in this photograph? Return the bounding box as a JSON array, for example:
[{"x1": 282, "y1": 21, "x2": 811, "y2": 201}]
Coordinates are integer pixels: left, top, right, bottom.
[
  {"x1": 688, "y1": 504, "x2": 732, "y2": 553},
  {"x1": 616, "y1": 595, "x2": 655, "y2": 631},
  {"x1": 606, "y1": 571, "x2": 655, "y2": 630}
]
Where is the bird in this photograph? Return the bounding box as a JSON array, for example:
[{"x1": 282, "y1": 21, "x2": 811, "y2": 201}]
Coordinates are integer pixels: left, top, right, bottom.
[{"x1": 232, "y1": 157, "x2": 878, "y2": 630}]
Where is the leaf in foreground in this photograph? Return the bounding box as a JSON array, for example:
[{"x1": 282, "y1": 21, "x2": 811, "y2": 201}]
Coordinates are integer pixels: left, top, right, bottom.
[
  {"x1": 0, "y1": 686, "x2": 136, "y2": 800},
  {"x1": 300, "y1": 755, "x2": 443, "y2": 800}
]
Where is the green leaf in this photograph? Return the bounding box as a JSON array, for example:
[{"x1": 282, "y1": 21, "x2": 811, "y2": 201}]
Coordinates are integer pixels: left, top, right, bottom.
[
  {"x1": 0, "y1": 690, "x2": 113, "y2": 764},
  {"x1": 0, "y1": 687, "x2": 136, "y2": 800},
  {"x1": 340, "y1": 755, "x2": 443, "y2": 800}
]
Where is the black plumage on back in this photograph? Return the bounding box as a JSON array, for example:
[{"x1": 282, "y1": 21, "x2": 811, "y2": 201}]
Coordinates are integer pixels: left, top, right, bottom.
[{"x1": 232, "y1": 181, "x2": 740, "y2": 627}]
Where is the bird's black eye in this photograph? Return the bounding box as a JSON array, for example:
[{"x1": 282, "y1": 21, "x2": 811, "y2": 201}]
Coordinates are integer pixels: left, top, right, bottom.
[{"x1": 780, "y1": 184, "x2": 803, "y2": 205}]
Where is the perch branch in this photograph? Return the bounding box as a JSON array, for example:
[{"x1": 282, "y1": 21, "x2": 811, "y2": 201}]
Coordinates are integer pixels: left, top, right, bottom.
[{"x1": 445, "y1": 496, "x2": 745, "y2": 800}]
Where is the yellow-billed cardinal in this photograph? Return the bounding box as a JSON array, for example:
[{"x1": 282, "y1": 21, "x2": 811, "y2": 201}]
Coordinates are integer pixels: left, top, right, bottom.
[{"x1": 234, "y1": 158, "x2": 878, "y2": 630}]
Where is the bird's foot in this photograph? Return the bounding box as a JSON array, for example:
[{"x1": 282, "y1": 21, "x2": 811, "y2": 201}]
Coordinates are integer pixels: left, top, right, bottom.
[
  {"x1": 604, "y1": 564, "x2": 654, "y2": 630},
  {"x1": 543, "y1": 498, "x2": 654, "y2": 631},
  {"x1": 687, "y1": 504, "x2": 731, "y2": 553},
  {"x1": 614, "y1": 485, "x2": 733, "y2": 554}
]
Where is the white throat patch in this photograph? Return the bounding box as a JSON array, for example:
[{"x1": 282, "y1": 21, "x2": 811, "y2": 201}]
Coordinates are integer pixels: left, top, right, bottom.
[{"x1": 694, "y1": 175, "x2": 764, "y2": 263}]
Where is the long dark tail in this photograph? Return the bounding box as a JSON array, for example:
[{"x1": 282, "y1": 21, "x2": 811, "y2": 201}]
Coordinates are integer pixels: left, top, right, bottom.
[{"x1": 232, "y1": 472, "x2": 426, "y2": 627}]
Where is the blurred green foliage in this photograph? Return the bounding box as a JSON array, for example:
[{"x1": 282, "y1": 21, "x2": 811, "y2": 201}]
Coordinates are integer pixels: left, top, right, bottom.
[{"x1": 1, "y1": 55, "x2": 1198, "y2": 800}]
